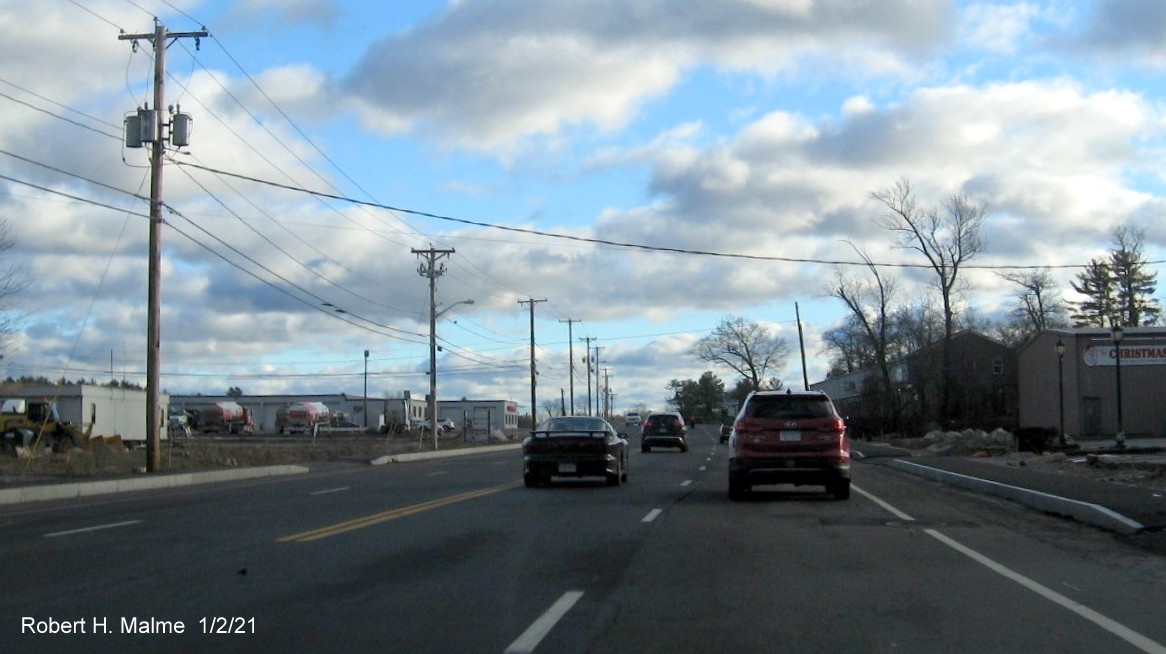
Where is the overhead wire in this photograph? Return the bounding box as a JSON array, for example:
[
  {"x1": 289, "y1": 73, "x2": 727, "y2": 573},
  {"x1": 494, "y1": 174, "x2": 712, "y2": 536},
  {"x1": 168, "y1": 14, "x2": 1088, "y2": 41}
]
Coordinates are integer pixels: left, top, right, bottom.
[{"x1": 175, "y1": 161, "x2": 1150, "y2": 272}]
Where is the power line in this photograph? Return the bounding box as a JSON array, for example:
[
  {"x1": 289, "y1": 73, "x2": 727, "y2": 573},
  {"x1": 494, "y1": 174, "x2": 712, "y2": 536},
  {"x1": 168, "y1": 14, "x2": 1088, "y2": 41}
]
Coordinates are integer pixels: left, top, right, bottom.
[{"x1": 174, "y1": 161, "x2": 1156, "y2": 272}]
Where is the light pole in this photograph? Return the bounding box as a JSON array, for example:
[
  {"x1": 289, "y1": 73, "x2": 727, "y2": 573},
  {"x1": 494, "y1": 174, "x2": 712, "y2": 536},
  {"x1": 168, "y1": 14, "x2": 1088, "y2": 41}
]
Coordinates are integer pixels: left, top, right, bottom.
[
  {"x1": 1112, "y1": 325, "x2": 1125, "y2": 449},
  {"x1": 429, "y1": 299, "x2": 474, "y2": 449},
  {"x1": 363, "y1": 349, "x2": 369, "y2": 430},
  {"x1": 1055, "y1": 339, "x2": 1066, "y2": 447}
]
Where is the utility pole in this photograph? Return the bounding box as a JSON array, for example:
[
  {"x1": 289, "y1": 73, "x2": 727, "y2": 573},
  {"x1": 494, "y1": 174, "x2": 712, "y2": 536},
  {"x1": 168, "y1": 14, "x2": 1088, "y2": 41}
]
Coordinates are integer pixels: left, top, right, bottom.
[
  {"x1": 594, "y1": 345, "x2": 605, "y2": 417},
  {"x1": 602, "y1": 367, "x2": 611, "y2": 419},
  {"x1": 413, "y1": 246, "x2": 455, "y2": 449},
  {"x1": 119, "y1": 21, "x2": 207, "y2": 473},
  {"x1": 796, "y1": 301, "x2": 809, "y2": 390},
  {"x1": 579, "y1": 336, "x2": 595, "y2": 416},
  {"x1": 518, "y1": 298, "x2": 547, "y2": 427},
  {"x1": 559, "y1": 319, "x2": 580, "y2": 415}
]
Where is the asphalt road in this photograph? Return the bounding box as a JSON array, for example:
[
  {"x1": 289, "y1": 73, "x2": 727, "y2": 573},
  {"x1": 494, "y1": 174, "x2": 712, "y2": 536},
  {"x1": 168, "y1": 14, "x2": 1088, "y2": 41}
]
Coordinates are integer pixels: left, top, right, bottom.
[{"x1": 4, "y1": 427, "x2": 1166, "y2": 653}]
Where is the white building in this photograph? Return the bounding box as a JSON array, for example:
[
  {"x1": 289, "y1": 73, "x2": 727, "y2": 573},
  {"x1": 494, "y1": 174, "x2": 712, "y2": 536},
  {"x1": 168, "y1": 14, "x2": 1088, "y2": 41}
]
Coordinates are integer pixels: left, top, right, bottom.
[{"x1": 0, "y1": 383, "x2": 165, "y2": 443}]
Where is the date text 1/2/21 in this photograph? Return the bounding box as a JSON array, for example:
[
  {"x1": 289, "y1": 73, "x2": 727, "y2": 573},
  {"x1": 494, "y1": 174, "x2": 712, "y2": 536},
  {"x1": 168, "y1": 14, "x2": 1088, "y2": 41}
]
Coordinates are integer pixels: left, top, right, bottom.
[{"x1": 201, "y1": 617, "x2": 256, "y2": 634}]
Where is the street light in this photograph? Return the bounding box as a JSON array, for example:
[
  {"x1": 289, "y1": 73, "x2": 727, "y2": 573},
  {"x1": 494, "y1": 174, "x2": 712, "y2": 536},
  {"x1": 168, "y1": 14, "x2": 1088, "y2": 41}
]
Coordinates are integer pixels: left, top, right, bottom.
[
  {"x1": 429, "y1": 298, "x2": 474, "y2": 450},
  {"x1": 363, "y1": 349, "x2": 369, "y2": 430},
  {"x1": 1112, "y1": 325, "x2": 1125, "y2": 449},
  {"x1": 1055, "y1": 339, "x2": 1066, "y2": 448}
]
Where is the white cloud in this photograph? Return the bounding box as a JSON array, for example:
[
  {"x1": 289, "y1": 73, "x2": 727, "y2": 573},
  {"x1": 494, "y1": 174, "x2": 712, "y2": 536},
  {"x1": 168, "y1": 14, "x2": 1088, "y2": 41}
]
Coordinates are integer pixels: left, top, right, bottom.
[
  {"x1": 962, "y1": 2, "x2": 1044, "y2": 54},
  {"x1": 338, "y1": 0, "x2": 953, "y2": 149}
]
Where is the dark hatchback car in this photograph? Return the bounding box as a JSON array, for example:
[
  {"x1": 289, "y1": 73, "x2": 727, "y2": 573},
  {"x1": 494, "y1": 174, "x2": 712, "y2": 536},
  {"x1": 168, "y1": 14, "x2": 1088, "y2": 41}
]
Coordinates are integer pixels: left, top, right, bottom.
[
  {"x1": 641, "y1": 412, "x2": 688, "y2": 453},
  {"x1": 523, "y1": 416, "x2": 629, "y2": 487},
  {"x1": 727, "y1": 390, "x2": 850, "y2": 500}
]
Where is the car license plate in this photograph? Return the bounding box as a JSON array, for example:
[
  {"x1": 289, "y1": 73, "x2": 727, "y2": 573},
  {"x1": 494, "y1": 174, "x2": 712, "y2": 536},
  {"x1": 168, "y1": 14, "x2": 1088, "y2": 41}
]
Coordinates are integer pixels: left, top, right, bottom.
[
  {"x1": 779, "y1": 430, "x2": 801, "y2": 442},
  {"x1": 558, "y1": 462, "x2": 576, "y2": 474}
]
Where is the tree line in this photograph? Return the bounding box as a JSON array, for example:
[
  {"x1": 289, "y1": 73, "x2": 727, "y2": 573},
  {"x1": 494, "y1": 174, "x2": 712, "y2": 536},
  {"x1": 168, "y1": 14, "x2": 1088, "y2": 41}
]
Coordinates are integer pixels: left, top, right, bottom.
[{"x1": 674, "y1": 178, "x2": 1159, "y2": 436}]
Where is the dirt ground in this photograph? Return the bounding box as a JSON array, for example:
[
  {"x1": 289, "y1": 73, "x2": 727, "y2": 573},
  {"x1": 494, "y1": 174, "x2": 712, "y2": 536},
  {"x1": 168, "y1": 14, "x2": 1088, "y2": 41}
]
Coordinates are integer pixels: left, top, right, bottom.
[
  {"x1": 0, "y1": 433, "x2": 512, "y2": 485},
  {"x1": 964, "y1": 449, "x2": 1166, "y2": 493}
]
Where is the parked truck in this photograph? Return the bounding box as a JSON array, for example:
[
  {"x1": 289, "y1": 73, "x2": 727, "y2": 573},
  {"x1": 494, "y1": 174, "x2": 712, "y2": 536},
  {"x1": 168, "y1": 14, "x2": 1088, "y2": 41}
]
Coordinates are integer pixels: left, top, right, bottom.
[
  {"x1": 281, "y1": 401, "x2": 330, "y2": 434},
  {"x1": 194, "y1": 401, "x2": 254, "y2": 435},
  {"x1": 0, "y1": 398, "x2": 93, "y2": 454},
  {"x1": 377, "y1": 397, "x2": 414, "y2": 434}
]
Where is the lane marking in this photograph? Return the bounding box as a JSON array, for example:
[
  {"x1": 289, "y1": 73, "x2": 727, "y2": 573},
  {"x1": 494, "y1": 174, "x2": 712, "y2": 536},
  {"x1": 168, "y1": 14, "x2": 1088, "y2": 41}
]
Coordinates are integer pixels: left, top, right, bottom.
[
  {"x1": 427, "y1": 470, "x2": 450, "y2": 476},
  {"x1": 278, "y1": 482, "x2": 519, "y2": 543},
  {"x1": 698, "y1": 466, "x2": 707, "y2": 472},
  {"x1": 680, "y1": 480, "x2": 693, "y2": 487},
  {"x1": 310, "y1": 487, "x2": 350, "y2": 496},
  {"x1": 853, "y1": 484, "x2": 1166, "y2": 654},
  {"x1": 505, "y1": 591, "x2": 584, "y2": 654},
  {"x1": 45, "y1": 520, "x2": 141, "y2": 538},
  {"x1": 642, "y1": 508, "x2": 663, "y2": 523}
]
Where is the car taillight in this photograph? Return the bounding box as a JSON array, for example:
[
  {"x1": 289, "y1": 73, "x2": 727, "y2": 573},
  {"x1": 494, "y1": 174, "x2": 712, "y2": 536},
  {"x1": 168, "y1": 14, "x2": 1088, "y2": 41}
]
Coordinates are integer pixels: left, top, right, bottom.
[{"x1": 734, "y1": 419, "x2": 763, "y2": 433}]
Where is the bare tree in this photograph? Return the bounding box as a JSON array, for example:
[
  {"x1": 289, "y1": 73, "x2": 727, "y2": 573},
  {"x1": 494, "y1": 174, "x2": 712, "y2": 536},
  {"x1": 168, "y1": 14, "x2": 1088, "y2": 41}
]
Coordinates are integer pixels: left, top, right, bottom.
[
  {"x1": 872, "y1": 178, "x2": 986, "y2": 426},
  {"x1": 826, "y1": 243, "x2": 900, "y2": 432},
  {"x1": 0, "y1": 219, "x2": 28, "y2": 355},
  {"x1": 691, "y1": 316, "x2": 790, "y2": 392},
  {"x1": 997, "y1": 268, "x2": 1069, "y2": 339}
]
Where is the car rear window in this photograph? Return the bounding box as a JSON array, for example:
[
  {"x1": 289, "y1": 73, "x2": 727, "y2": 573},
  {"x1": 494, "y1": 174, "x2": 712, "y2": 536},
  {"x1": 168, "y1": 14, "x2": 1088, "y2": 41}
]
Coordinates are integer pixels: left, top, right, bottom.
[{"x1": 744, "y1": 396, "x2": 834, "y2": 420}]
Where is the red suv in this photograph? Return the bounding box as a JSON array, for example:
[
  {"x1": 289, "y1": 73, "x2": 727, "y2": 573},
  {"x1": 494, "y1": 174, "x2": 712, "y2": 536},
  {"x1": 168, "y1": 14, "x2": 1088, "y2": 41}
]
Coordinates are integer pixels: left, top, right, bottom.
[{"x1": 727, "y1": 390, "x2": 850, "y2": 500}]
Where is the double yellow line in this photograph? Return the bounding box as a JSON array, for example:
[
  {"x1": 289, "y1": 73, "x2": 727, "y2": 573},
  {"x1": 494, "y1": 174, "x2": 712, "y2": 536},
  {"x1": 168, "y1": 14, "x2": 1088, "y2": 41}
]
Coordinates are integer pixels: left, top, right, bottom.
[{"x1": 278, "y1": 481, "x2": 520, "y2": 543}]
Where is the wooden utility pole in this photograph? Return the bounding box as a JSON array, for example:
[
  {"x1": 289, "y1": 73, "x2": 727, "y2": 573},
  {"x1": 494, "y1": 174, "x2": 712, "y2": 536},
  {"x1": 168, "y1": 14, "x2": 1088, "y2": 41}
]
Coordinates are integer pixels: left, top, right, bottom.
[
  {"x1": 579, "y1": 336, "x2": 595, "y2": 416},
  {"x1": 518, "y1": 298, "x2": 546, "y2": 426},
  {"x1": 559, "y1": 318, "x2": 580, "y2": 415},
  {"x1": 594, "y1": 345, "x2": 604, "y2": 417},
  {"x1": 119, "y1": 21, "x2": 207, "y2": 472},
  {"x1": 413, "y1": 246, "x2": 454, "y2": 449}
]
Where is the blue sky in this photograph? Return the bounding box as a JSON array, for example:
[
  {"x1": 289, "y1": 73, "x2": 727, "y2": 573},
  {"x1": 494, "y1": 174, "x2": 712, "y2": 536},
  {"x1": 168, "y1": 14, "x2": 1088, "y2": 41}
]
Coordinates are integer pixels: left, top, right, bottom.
[{"x1": 2, "y1": 0, "x2": 1165, "y2": 417}]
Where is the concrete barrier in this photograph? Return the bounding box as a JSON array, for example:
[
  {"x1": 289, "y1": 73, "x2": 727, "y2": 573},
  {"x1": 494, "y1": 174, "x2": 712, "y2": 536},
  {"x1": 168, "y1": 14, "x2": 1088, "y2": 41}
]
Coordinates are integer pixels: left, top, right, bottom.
[{"x1": 0, "y1": 465, "x2": 309, "y2": 505}]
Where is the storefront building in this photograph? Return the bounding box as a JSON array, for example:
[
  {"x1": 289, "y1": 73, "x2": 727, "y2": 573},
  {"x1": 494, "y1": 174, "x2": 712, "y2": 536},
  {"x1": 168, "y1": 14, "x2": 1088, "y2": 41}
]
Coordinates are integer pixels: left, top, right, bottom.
[{"x1": 1018, "y1": 327, "x2": 1166, "y2": 438}]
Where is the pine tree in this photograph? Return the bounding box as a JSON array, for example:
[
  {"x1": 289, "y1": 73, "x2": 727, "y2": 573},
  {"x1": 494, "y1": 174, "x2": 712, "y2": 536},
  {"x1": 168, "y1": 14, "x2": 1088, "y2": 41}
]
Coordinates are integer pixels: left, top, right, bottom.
[
  {"x1": 1070, "y1": 258, "x2": 1116, "y2": 327},
  {"x1": 1110, "y1": 226, "x2": 1161, "y2": 326}
]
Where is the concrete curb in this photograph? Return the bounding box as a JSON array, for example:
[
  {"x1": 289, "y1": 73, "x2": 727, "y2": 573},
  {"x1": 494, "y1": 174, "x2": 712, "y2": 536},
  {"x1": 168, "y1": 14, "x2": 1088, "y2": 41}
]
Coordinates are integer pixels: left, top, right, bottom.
[
  {"x1": 0, "y1": 465, "x2": 310, "y2": 506},
  {"x1": 370, "y1": 443, "x2": 522, "y2": 465},
  {"x1": 890, "y1": 459, "x2": 1145, "y2": 535}
]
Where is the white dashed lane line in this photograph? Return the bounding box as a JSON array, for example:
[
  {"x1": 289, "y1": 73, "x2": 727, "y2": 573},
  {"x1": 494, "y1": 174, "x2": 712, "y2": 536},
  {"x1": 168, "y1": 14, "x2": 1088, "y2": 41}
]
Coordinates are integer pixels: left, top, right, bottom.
[
  {"x1": 44, "y1": 520, "x2": 142, "y2": 538},
  {"x1": 642, "y1": 509, "x2": 663, "y2": 523},
  {"x1": 504, "y1": 591, "x2": 584, "y2": 654}
]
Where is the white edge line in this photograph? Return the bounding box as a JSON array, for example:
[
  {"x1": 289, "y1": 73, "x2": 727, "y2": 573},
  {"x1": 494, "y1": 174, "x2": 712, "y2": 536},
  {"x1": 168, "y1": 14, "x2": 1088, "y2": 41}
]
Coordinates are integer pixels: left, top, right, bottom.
[
  {"x1": 310, "y1": 487, "x2": 350, "y2": 496},
  {"x1": 642, "y1": 508, "x2": 663, "y2": 523},
  {"x1": 504, "y1": 590, "x2": 584, "y2": 654},
  {"x1": 856, "y1": 483, "x2": 1166, "y2": 654},
  {"x1": 925, "y1": 528, "x2": 1166, "y2": 654},
  {"x1": 852, "y1": 483, "x2": 915, "y2": 521},
  {"x1": 45, "y1": 519, "x2": 142, "y2": 538}
]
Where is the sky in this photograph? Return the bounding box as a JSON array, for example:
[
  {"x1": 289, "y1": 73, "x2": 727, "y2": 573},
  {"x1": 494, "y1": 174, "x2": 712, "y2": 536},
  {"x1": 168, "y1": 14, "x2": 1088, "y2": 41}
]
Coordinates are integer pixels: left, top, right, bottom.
[{"x1": 1, "y1": 0, "x2": 1165, "y2": 418}]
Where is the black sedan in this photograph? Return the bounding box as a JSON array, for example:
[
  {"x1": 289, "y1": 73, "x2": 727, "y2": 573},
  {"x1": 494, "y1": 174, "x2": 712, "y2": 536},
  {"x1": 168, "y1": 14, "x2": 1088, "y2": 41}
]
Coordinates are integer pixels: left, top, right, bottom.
[{"x1": 522, "y1": 416, "x2": 630, "y2": 487}]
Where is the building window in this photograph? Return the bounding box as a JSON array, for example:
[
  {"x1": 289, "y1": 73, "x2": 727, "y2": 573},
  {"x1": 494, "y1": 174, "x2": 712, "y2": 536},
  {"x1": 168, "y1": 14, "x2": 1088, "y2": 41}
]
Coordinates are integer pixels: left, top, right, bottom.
[{"x1": 992, "y1": 357, "x2": 1004, "y2": 375}]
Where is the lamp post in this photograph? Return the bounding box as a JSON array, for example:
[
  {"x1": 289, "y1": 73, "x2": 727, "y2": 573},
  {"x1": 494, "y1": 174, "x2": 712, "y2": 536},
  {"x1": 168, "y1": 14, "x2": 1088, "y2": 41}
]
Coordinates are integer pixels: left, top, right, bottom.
[
  {"x1": 1112, "y1": 325, "x2": 1125, "y2": 449},
  {"x1": 1055, "y1": 339, "x2": 1066, "y2": 448},
  {"x1": 363, "y1": 349, "x2": 369, "y2": 430},
  {"x1": 429, "y1": 299, "x2": 474, "y2": 450}
]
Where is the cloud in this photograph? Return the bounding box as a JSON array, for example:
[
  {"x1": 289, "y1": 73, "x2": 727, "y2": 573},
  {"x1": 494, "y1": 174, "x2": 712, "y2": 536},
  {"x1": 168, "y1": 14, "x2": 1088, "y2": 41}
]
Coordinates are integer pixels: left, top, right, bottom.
[
  {"x1": 1058, "y1": 0, "x2": 1166, "y2": 65},
  {"x1": 961, "y1": 2, "x2": 1046, "y2": 54},
  {"x1": 338, "y1": 0, "x2": 953, "y2": 148}
]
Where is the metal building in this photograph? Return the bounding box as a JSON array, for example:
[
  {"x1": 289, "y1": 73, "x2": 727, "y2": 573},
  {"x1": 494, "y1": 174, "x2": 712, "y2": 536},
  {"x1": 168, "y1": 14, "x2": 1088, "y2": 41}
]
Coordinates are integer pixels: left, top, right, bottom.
[
  {"x1": 1018, "y1": 327, "x2": 1166, "y2": 438},
  {"x1": 0, "y1": 383, "x2": 166, "y2": 443}
]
